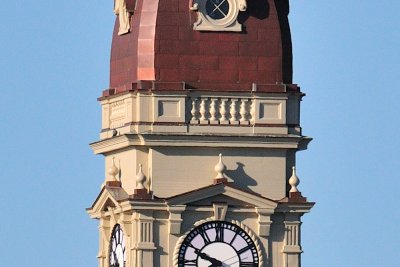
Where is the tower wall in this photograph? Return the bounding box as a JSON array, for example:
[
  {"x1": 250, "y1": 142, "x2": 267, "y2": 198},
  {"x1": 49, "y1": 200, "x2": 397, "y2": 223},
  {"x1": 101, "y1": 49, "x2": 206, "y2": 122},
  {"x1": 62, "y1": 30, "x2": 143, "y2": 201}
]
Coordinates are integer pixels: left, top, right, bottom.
[{"x1": 88, "y1": 1, "x2": 313, "y2": 266}]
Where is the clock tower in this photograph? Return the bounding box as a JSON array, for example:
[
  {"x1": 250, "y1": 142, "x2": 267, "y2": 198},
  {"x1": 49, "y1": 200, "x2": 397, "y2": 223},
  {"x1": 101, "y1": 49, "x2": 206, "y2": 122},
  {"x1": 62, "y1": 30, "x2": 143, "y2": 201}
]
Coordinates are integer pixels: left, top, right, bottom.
[{"x1": 87, "y1": 0, "x2": 314, "y2": 266}]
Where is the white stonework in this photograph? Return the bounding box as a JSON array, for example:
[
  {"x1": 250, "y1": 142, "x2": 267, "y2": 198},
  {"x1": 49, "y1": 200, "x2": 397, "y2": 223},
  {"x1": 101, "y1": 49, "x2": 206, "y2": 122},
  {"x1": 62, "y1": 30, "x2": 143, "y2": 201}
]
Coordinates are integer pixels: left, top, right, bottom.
[
  {"x1": 98, "y1": 91, "x2": 303, "y2": 139},
  {"x1": 88, "y1": 182, "x2": 312, "y2": 267},
  {"x1": 191, "y1": 0, "x2": 247, "y2": 32},
  {"x1": 90, "y1": 72, "x2": 311, "y2": 267}
]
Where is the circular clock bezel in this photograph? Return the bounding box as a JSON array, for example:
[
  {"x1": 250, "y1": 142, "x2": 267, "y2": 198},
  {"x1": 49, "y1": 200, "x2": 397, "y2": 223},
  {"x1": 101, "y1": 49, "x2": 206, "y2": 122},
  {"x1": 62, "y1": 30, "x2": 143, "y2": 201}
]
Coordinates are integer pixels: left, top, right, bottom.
[
  {"x1": 175, "y1": 220, "x2": 262, "y2": 267},
  {"x1": 109, "y1": 224, "x2": 126, "y2": 267}
]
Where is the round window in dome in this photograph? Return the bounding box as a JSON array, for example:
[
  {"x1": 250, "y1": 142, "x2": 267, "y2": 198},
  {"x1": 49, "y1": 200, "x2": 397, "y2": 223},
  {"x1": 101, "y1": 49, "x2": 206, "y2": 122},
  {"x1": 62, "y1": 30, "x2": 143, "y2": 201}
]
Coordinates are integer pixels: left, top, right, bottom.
[
  {"x1": 205, "y1": 0, "x2": 230, "y2": 20},
  {"x1": 192, "y1": 0, "x2": 244, "y2": 32}
]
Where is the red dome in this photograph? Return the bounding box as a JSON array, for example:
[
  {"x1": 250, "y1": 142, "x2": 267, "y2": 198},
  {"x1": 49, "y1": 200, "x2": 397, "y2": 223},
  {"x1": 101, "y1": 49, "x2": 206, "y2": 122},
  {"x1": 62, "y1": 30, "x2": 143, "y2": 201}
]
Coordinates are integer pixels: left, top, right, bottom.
[{"x1": 108, "y1": 0, "x2": 293, "y2": 94}]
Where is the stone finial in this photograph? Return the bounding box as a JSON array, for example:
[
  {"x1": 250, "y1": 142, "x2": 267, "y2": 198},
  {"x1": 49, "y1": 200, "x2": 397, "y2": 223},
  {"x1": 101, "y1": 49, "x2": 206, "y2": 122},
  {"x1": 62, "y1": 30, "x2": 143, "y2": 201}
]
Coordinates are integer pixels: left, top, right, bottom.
[
  {"x1": 107, "y1": 157, "x2": 119, "y2": 181},
  {"x1": 132, "y1": 164, "x2": 151, "y2": 200},
  {"x1": 214, "y1": 153, "x2": 227, "y2": 179},
  {"x1": 289, "y1": 166, "x2": 300, "y2": 193},
  {"x1": 136, "y1": 164, "x2": 146, "y2": 189}
]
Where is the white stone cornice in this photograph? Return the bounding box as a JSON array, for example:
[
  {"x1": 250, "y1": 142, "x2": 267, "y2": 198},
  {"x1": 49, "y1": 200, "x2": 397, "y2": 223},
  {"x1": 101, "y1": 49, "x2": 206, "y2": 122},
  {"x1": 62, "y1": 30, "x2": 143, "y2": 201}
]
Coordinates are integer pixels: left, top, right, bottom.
[
  {"x1": 90, "y1": 134, "x2": 139, "y2": 155},
  {"x1": 167, "y1": 183, "x2": 278, "y2": 209},
  {"x1": 127, "y1": 201, "x2": 168, "y2": 211},
  {"x1": 87, "y1": 187, "x2": 123, "y2": 218},
  {"x1": 90, "y1": 133, "x2": 311, "y2": 155},
  {"x1": 276, "y1": 202, "x2": 315, "y2": 214}
]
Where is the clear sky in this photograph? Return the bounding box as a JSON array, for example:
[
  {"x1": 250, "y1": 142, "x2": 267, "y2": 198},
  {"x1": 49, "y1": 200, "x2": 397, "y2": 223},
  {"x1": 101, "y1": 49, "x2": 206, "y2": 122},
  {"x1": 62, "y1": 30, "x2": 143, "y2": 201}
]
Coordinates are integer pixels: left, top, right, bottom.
[{"x1": 0, "y1": 1, "x2": 399, "y2": 266}]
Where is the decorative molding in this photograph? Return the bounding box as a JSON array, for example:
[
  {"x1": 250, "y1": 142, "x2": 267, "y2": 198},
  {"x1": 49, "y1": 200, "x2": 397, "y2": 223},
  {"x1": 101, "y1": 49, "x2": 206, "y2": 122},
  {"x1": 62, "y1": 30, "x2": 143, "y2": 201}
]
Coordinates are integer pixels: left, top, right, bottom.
[
  {"x1": 255, "y1": 99, "x2": 286, "y2": 124},
  {"x1": 110, "y1": 99, "x2": 126, "y2": 129},
  {"x1": 256, "y1": 207, "x2": 274, "y2": 237},
  {"x1": 134, "y1": 212, "x2": 157, "y2": 250},
  {"x1": 98, "y1": 92, "x2": 302, "y2": 138},
  {"x1": 213, "y1": 203, "x2": 228, "y2": 220},
  {"x1": 154, "y1": 97, "x2": 185, "y2": 123},
  {"x1": 168, "y1": 205, "x2": 186, "y2": 235},
  {"x1": 282, "y1": 213, "x2": 303, "y2": 261},
  {"x1": 191, "y1": 0, "x2": 247, "y2": 32},
  {"x1": 87, "y1": 188, "x2": 124, "y2": 218},
  {"x1": 91, "y1": 133, "x2": 311, "y2": 155},
  {"x1": 166, "y1": 183, "x2": 278, "y2": 208}
]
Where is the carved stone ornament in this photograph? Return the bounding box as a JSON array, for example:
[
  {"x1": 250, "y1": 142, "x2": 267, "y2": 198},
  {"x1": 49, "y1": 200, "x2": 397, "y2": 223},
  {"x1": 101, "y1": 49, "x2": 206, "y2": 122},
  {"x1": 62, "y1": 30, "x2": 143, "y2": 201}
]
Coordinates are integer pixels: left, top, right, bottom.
[
  {"x1": 190, "y1": 0, "x2": 247, "y2": 32},
  {"x1": 107, "y1": 157, "x2": 119, "y2": 182},
  {"x1": 136, "y1": 164, "x2": 146, "y2": 189},
  {"x1": 114, "y1": 0, "x2": 131, "y2": 35},
  {"x1": 213, "y1": 203, "x2": 228, "y2": 220}
]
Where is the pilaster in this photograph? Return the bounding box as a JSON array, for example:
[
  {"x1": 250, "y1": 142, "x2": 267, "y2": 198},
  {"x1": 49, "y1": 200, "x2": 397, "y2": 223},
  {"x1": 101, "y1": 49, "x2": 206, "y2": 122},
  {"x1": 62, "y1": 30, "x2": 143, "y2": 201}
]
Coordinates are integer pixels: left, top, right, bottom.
[
  {"x1": 256, "y1": 207, "x2": 274, "y2": 267},
  {"x1": 168, "y1": 205, "x2": 186, "y2": 235},
  {"x1": 282, "y1": 213, "x2": 302, "y2": 267},
  {"x1": 119, "y1": 212, "x2": 133, "y2": 266},
  {"x1": 97, "y1": 216, "x2": 110, "y2": 267},
  {"x1": 167, "y1": 205, "x2": 186, "y2": 267},
  {"x1": 133, "y1": 211, "x2": 156, "y2": 267}
]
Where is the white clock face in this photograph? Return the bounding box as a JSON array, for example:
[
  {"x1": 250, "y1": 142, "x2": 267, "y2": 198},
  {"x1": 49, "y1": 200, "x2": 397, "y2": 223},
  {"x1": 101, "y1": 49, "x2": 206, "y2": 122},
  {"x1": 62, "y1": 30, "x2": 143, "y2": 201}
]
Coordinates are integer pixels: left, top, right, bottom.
[
  {"x1": 178, "y1": 221, "x2": 259, "y2": 267},
  {"x1": 109, "y1": 224, "x2": 126, "y2": 267}
]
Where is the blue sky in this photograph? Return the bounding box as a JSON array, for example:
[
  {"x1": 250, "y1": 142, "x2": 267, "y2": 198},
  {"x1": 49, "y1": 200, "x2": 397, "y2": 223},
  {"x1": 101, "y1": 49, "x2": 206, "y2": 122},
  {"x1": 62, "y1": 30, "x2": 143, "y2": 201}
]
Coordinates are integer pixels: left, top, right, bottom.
[{"x1": 0, "y1": 1, "x2": 399, "y2": 266}]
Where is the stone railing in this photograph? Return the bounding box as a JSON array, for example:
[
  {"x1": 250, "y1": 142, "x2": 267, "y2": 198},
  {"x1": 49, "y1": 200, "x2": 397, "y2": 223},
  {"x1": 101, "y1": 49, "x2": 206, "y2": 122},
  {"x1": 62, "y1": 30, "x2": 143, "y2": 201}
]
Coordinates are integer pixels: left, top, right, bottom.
[
  {"x1": 99, "y1": 91, "x2": 300, "y2": 139},
  {"x1": 188, "y1": 97, "x2": 255, "y2": 125}
]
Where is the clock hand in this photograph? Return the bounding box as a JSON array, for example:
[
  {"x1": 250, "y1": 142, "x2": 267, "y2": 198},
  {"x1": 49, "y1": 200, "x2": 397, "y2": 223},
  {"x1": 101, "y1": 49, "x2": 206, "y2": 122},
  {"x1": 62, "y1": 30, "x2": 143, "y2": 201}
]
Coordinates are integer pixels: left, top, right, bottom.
[
  {"x1": 222, "y1": 256, "x2": 248, "y2": 266},
  {"x1": 195, "y1": 250, "x2": 222, "y2": 266},
  {"x1": 221, "y1": 254, "x2": 239, "y2": 262}
]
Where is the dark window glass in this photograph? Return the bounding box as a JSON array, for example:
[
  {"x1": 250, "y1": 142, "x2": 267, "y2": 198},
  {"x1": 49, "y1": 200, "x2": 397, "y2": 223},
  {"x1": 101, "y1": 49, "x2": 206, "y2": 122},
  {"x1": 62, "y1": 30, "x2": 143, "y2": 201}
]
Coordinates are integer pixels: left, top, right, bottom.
[{"x1": 206, "y1": 0, "x2": 230, "y2": 20}]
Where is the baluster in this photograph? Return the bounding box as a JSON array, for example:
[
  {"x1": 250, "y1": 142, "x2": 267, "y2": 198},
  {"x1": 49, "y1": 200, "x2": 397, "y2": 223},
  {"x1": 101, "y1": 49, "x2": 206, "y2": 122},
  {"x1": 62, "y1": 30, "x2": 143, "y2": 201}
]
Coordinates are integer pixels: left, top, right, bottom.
[
  {"x1": 199, "y1": 98, "x2": 208, "y2": 124},
  {"x1": 190, "y1": 98, "x2": 199, "y2": 124},
  {"x1": 239, "y1": 98, "x2": 249, "y2": 124},
  {"x1": 209, "y1": 98, "x2": 218, "y2": 124},
  {"x1": 229, "y1": 98, "x2": 239, "y2": 124},
  {"x1": 219, "y1": 99, "x2": 228, "y2": 124},
  {"x1": 250, "y1": 98, "x2": 255, "y2": 125}
]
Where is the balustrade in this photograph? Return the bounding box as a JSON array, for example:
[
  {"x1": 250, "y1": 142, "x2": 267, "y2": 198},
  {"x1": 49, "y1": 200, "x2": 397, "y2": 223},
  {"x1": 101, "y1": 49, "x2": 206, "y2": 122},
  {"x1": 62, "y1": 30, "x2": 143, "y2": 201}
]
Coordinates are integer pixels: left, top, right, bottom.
[{"x1": 188, "y1": 97, "x2": 253, "y2": 125}]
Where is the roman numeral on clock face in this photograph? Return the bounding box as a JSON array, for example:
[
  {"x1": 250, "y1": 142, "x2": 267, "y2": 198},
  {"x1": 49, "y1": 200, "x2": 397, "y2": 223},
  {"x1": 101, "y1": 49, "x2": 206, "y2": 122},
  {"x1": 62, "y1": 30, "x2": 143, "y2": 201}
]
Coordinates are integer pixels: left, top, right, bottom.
[
  {"x1": 237, "y1": 245, "x2": 252, "y2": 255},
  {"x1": 215, "y1": 225, "x2": 224, "y2": 242},
  {"x1": 183, "y1": 259, "x2": 197, "y2": 266},
  {"x1": 240, "y1": 262, "x2": 257, "y2": 267},
  {"x1": 198, "y1": 228, "x2": 211, "y2": 244}
]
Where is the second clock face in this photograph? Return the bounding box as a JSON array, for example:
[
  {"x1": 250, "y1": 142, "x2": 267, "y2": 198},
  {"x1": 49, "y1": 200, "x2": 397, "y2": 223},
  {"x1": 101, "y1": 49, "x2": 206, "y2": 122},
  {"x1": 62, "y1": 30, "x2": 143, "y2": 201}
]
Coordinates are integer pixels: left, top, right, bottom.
[
  {"x1": 109, "y1": 224, "x2": 126, "y2": 267},
  {"x1": 178, "y1": 221, "x2": 259, "y2": 267}
]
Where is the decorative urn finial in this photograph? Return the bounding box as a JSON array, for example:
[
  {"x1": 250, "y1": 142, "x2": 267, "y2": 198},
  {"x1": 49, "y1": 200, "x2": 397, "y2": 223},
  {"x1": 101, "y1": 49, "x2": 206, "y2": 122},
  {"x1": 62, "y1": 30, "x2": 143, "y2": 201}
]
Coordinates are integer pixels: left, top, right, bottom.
[
  {"x1": 214, "y1": 153, "x2": 227, "y2": 179},
  {"x1": 107, "y1": 157, "x2": 119, "y2": 181},
  {"x1": 289, "y1": 166, "x2": 300, "y2": 193},
  {"x1": 136, "y1": 164, "x2": 146, "y2": 189}
]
